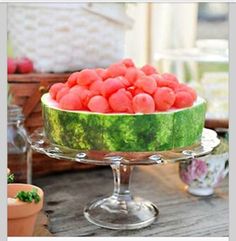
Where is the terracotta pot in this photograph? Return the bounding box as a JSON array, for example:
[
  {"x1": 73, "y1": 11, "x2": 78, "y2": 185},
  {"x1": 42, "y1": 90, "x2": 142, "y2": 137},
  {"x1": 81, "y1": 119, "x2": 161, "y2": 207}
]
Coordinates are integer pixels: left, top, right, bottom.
[{"x1": 8, "y1": 183, "x2": 44, "y2": 236}]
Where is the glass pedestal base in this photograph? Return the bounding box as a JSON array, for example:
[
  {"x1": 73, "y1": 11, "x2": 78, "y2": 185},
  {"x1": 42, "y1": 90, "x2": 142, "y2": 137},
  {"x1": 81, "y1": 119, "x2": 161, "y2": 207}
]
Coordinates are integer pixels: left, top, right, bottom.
[
  {"x1": 84, "y1": 195, "x2": 159, "y2": 230},
  {"x1": 28, "y1": 128, "x2": 220, "y2": 230}
]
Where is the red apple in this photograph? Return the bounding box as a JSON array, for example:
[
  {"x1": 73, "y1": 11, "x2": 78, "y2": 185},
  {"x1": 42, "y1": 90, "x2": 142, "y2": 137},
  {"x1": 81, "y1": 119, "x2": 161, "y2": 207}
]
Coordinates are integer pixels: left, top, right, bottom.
[
  {"x1": 17, "y1": 57, "x2": 34, "y2": 74},
  {"x1": 7, "y1": 58, "x2": 17, "y2": 74}
]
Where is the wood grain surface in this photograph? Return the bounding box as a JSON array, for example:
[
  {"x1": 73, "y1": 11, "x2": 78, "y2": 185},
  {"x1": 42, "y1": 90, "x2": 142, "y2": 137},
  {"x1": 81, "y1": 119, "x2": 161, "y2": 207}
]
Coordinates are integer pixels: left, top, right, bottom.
[
  {"x1": 33, "y1": 163, "x2": 228, "y2": 237},
  {"x1": 205, "y1": 118, "x2": 229, "y2": 129},
  {"x1": 8, "y1": 73, "x2": 71, "y2": 83},
  {"x1": 34, "y1": 212, "x2": 53, "y2": 236}
]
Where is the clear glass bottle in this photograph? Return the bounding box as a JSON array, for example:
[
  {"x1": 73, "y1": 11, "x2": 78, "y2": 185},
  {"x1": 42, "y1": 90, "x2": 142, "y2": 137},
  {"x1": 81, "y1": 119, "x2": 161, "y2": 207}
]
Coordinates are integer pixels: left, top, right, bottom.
[{"x1": 8, "y1": 105, "x2": 32, "y2": 183}]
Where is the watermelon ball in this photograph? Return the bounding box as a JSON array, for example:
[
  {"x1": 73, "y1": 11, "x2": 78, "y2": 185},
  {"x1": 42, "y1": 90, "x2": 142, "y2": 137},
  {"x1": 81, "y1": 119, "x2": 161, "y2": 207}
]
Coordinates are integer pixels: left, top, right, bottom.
[
  {"x1": 102, "y1": 77, "x2": 125, "y2": 98},
  {"x1": 137, "y1": 69, "x2": 146, "y2": 78},
  {"x1": 69, "y1": 85, "x2": 87, "y2": 104},
  {"x1": 125, "y1": 68, "x2": 137, "y2": 85},
  {"x1": 134, "y1": 88, "x2": 144, "y2": 96},
  {"x1": 77, "y1": 69, "x2": 101, "y2": 86},
  {"x1": 88, "y1": 95, "x2": 110, "y2": 113},
  {"x1": 59, "y1": 92, "x2": 82, "y2": 110},
  {"x1": 132, "y1": 93, "x2": 155, "y2": 114},
  {"x1": 174, "y1": 91, "x2": 194, "y2": 108},
  {"x1": 79, "y1": 89, "x2": 95, "y2": 107},
  {"x1": 150, "y1": 74, "x2": 163, "y2": 85},
  {"x1": 125, "y1": 89, "x2": 133, "y2": 99},
  {"x1": 122, "y1": 58, "x2": 135, "y2": 68},
  {"x1": 162, "y1": 73, "x2": 179, "y2": 83},
  {"x1": 70, "y1": 85, "x2": 86, "y2": 94},
  {"x1": 89, "y1": 80, "x2": 104, "y2": 95},
  {"x1": 141, "y1": 64, "x2": 158, "y2": 75},
  {"x1": 127, "y1": 86, "x2": 136, "y2": 96},
  {"x1": 176, "y1": 84, "x2": 197, "y2": 101},
  {"x1": 106, "y1": 63, "x2": 127, "y2": 78},
  {"x1": 56, "y1": 86, "x2": 70, "y2": 102},
  {"x1": 49, "y1": 83, "x2": 65, "y2": 99},
  {"x1": 127, "y1": 86, "x2": 143, "y2": 96},
  {"x1": 125, "y1": 67, "x2": 145, "y2": 85},
  {"x1": 118, "y1": 76, "x2": 131, "y2": 87},
  {"x1": 157, "y1": 75, "x2": 179, "y2": 91},
  {"x1": 95, "y1": 68, "x2": 107, "y2": 80},
  {"x1": 109, "y1": 89, "x2": 133, "y2": 113},
  {"x1": 153, "y1": 87, "x2": 176, "y2": 111},
  {"x1": 70, "y1": 86, "x2": 92, "y2": 110},
  {"x1": 66, "y1": 72, "x2": 80, "y2": 88},
  {"x1": 135, "y1": 76, "x2": 157, "y2": 94}
]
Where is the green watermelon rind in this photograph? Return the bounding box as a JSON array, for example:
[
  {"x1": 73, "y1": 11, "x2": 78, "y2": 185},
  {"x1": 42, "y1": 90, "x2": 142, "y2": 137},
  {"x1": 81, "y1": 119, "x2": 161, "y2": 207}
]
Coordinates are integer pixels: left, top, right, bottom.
[{"x1": 41, "y1": 93, "x2": 206, "y2": 152}]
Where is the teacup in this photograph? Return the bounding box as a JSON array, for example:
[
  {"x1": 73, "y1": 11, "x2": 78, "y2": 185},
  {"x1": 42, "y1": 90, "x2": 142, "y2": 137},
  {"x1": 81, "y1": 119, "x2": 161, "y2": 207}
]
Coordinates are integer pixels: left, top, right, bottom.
[{"x1": 179, "y1": 151, "x2": 228, "y2": 196}]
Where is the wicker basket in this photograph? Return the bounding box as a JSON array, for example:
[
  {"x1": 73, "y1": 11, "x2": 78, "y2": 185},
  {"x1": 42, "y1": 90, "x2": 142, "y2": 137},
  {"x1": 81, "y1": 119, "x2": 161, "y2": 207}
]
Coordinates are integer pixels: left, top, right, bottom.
[
  {"x1": 8, "y1": 73, "x2": 98, "y2": 177},
  {"x1": 8, "y1": 3, "x2": 133, "y2": 73}
]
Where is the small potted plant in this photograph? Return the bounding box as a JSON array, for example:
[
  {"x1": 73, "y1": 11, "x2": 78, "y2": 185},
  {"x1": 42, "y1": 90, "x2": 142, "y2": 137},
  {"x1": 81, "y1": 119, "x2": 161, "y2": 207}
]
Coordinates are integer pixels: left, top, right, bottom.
[{"x1": 7, "y1": 169, "x2": 44, "y2": 236}]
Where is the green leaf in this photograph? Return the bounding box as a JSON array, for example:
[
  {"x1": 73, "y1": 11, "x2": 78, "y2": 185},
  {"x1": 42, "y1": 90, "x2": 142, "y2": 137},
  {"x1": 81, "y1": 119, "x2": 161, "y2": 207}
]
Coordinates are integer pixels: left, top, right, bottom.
[
  {"x1": 7, "y1": 174, "x2": 14, "y2": 184},
  {"x1": 15, "y1": 188, "x2": 41, "y2": 204}
]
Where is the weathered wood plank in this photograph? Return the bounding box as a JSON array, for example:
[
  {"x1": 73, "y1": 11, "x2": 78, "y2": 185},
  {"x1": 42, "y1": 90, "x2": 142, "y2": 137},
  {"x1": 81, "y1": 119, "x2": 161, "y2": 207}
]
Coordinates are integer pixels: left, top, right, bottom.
[
  {"x1": 8, "y1": 73, "x2": 71, "y2": 83},
  {"x1": 33, "y1": 211, "x2": 53, "y2": 236},
  {"x1": 34, "y1": 163, "x2": 228, "y2": 237}
]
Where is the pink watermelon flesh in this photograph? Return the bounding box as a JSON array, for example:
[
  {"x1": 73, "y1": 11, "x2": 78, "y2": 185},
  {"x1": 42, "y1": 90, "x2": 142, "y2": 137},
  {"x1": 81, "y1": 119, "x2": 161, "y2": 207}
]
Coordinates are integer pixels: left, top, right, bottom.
[
  {"x1": 154, "y1": 87, "x2": 176, "y2": 111},
  {"x1": 88, "y1": 95, "x2": 110, "y2": 113},
  {"x1": 135, "y1": 76, "x2": 157, "y2": 94},
  {"x1": 174, "y1": 91, "x2": 194, "y2": 108},
  {"x1": 102, "y1": 78, "x2": 125, "y2": 98},
  {"x1": 77, "y1": 69, "x2": 101, "y2": 86},
  {"x1": 132, "y1": 93, "x2": 155, "y2": 113},
  {"x1": 66, "y1": 72, "x2": 80, "y2": 87},
  {"x1": 59, "y1": 93, "x2": 82, "y2": 110},
  {"x1": 106, "y1": 63, "x2": 127, "y2": 78},
  {"x1": 141, "y1": 64, "x2": 158, "y2": 75},
  {"x1": 56, "y1": 86, "x2": 70, "y2": 102},
  {"x1": 109, "y1": 88, "x2": 133, "y2": 113},
  {"x1": 49, "y1": 83, "x2": 65, "y2": 99}
]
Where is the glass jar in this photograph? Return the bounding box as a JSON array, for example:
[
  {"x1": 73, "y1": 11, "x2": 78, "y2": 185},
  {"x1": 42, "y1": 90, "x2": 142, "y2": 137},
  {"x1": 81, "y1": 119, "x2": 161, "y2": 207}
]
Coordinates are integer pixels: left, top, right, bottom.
[{"x1": 8, "y1": 105, "x2": 32, "y2": 183}]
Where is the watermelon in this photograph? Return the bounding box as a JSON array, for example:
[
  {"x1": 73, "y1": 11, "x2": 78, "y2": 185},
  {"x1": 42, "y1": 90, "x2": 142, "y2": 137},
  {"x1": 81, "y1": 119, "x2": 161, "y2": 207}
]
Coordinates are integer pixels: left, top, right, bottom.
[{"x1": 42, "y1": 93, "x2": 206, "y2": 152}]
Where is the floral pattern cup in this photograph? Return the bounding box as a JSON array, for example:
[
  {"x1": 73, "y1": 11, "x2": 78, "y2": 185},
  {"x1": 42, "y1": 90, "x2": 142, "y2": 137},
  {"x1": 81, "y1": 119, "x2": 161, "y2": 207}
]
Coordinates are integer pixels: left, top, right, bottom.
[{"x1": 179, "y1": 150, "x2": 229, "y2": 196}]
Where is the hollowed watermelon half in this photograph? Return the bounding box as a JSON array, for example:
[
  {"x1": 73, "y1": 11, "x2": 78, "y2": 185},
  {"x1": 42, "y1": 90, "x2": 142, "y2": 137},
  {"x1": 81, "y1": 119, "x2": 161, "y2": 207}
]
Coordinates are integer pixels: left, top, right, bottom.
[{"x1": 42, "y1": 93, "x2": 206, "y2": 152}]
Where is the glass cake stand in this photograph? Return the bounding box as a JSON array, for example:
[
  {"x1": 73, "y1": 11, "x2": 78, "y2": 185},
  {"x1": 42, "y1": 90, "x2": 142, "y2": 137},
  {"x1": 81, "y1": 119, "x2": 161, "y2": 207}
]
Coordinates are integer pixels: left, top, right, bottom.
[{"x1": 28, "y1": 128, "x2": 220, "y2": 230}]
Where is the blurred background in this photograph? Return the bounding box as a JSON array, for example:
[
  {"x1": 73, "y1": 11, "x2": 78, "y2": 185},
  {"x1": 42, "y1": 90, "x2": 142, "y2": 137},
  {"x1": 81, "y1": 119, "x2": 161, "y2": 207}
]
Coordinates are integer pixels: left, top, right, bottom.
[
  {"x1": 125, "y1": 3, "x2": 228, "y2": 64},
  {"x1": 125, "y1": 3, "x2": 228, "y2": 121}
]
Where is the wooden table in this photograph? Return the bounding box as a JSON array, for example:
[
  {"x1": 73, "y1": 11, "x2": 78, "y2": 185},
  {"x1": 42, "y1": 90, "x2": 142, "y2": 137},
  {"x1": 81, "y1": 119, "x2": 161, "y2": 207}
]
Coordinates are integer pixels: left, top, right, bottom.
[{"x1": 34, "y1": 163, "x2": 228, "y2": 237}]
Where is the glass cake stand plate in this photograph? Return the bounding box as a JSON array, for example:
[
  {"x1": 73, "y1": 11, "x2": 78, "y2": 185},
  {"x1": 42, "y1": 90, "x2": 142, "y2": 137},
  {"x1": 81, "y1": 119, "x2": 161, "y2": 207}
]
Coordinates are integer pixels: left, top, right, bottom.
[{"x1": 28, "y1": 128, "x2": 220, "y2": 230}]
